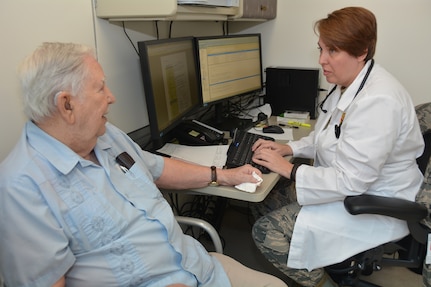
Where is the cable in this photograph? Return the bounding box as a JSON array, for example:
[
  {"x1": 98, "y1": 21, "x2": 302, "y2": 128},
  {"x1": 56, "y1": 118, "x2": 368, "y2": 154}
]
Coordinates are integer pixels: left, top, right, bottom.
[
  {"x1": 227, "y1": 93, "x2": 262, "y2": 118},
  {"x1": 122, "y1": 21, "x2": 140, "y2": 57},
  {"x1": 169, "y1": 21, "x2": 173, "y2": 38}
]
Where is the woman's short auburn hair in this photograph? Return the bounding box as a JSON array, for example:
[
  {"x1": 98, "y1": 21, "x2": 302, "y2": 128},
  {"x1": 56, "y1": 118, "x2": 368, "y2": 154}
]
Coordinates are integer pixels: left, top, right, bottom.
[{"x1": 314, "y1": 7, "x2": 377, "y2": 61}]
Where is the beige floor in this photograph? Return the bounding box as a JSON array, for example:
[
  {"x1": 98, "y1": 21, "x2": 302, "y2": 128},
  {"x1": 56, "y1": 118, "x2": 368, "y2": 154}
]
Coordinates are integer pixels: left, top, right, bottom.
[
  {"x1": 213, "y1": 202, "x2": 423, "y2": 287},
  {"x1": 364, "y1": 266, "x2": 422, "y2": 286}
]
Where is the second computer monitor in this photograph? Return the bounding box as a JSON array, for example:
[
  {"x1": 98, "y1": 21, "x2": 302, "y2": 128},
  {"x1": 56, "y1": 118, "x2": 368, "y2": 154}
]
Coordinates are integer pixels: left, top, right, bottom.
[{"x1": 196, "y1": 33, "x2": 263, "y2": 106}]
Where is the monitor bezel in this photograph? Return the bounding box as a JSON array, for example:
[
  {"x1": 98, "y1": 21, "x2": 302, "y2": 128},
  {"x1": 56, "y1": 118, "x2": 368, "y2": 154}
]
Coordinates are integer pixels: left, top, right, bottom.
[
  {"x1": 195, "y1": 33, "x2": 264, "y2": 107},
  {"x1": 138, "y1": 36, "x2": 203, "y2": 149}
]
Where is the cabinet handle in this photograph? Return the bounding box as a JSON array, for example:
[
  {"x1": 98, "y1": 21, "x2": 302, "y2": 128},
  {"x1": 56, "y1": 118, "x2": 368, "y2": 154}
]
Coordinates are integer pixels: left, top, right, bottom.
[{"x1": 260, "y1": 5, "x2": 267, "y2": 11}]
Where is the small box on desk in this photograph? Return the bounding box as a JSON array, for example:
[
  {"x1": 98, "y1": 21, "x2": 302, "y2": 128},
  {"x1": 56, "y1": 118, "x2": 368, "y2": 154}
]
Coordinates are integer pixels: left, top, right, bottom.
[{"x1": 264, "y1": 67, "x2": 320, "y2": 119}]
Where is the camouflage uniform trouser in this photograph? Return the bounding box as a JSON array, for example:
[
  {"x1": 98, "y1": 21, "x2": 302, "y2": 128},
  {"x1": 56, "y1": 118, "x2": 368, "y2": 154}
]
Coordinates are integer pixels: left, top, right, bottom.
[
  {"x1": 423, "y1": 263, "x2": 431, "y2": 287},
  {"x1": 251, "y1": 180, "x2": 325, "y2": 287}
]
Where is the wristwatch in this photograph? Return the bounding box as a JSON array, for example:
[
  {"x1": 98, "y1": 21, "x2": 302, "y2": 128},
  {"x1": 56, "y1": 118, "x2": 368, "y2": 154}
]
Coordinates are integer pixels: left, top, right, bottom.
[{"x1": 209, "y1": 166, "x2": 219, "y2": 186}]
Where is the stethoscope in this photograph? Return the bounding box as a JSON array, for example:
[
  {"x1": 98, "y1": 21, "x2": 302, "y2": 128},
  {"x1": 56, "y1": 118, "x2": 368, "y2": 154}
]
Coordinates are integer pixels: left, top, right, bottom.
[{"x1": 319, "y1": 59, "x2": 375, "y2": 138}]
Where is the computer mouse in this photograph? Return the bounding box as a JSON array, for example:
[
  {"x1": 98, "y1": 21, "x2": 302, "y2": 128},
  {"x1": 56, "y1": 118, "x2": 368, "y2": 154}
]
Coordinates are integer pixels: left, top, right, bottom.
[{"x1": 262, "y1": 125, "x2": 284, "y2": 134}]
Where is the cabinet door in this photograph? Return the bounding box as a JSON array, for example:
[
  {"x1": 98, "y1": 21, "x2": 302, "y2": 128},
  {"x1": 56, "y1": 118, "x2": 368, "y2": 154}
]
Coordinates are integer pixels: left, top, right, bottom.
[{"x1": 233, "y1": 0, "x2": 277, "y2": 19}]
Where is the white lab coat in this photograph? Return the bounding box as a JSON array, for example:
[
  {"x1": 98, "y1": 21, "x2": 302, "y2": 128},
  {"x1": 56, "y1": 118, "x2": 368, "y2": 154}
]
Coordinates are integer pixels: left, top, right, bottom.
[{"x1": 287, "y1": 60, "x2": 424, "y2": 270}]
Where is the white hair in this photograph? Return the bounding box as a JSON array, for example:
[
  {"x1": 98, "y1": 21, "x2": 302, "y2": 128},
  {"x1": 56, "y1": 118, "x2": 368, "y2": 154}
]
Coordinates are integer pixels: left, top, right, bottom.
[{"x1": 18, "y1": 42, "x2": 95, "y2": 122}]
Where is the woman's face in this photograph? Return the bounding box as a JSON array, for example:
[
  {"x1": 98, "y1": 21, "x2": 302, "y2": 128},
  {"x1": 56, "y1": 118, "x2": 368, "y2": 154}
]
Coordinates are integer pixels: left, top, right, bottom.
[{"x1": 318, "y1": 38, "x2": 366, "y2": 88}]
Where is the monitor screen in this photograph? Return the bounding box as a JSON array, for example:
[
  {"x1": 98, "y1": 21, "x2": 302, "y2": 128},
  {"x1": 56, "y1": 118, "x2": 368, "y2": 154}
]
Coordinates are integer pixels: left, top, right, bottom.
[
  {"x1": 138, "y1": 37, "x2": 202, "y2": 148},
  {"x1": 196, "y1": 34, "x2": 263, "y2": 105}
]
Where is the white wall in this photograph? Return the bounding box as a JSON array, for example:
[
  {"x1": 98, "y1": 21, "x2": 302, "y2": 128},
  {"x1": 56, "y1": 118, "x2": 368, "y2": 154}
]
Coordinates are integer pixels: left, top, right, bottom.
[
  {"x1": 1, "y1": 0, "x2": 430, "y2": 161},
  {"x1": 231, "y1": 0, "x2": 431, "y2": 104},
  {"x1": 0, "y1": 0, "x2": 95, "y2": 161}
]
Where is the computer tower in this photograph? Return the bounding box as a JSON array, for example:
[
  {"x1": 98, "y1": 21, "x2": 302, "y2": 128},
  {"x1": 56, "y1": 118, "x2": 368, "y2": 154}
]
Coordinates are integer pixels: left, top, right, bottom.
[{"x1": 265, "y1": 67, "x2": 320, "y2": 119}]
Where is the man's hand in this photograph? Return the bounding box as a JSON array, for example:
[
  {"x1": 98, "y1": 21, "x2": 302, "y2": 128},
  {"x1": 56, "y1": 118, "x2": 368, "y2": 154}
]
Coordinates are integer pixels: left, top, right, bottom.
[{"x1": 216, "y1": 164, "x2": 262, "y2": 186}]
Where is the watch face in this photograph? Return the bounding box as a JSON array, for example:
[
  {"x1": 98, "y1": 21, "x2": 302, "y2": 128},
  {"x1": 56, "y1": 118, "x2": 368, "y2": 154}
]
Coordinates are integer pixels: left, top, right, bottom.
[{"x1": 209, "y1": 181, "x2": 219, "y2": 187}]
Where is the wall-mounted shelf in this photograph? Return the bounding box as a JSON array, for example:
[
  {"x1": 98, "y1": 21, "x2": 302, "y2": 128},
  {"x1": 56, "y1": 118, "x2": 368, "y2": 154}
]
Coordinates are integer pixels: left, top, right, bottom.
[{"x1": 95, "y1": 0, "x2": 276, "y2": 22}]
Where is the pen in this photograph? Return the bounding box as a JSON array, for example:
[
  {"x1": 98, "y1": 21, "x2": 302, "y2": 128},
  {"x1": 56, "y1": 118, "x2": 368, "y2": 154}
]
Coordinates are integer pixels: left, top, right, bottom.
[
  {"x1": 279, "y1": 123, "x2": 298, "y2": 129},
  {"x1": 118, "y1": 165, "x2": 129, "y2": 173},
  {"x1": 287, "y1": 121, "x2": 311, "y2": 128}
]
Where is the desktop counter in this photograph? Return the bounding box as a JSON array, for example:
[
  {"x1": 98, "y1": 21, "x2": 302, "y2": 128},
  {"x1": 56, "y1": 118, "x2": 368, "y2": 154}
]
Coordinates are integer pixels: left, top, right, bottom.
[{"x1": 163, "y1": 118, "x2": 315, "y2": 203}]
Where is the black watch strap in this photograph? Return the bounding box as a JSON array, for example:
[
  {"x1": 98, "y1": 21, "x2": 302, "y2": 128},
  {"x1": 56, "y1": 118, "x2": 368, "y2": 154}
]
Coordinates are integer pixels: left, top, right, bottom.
[{"x1": 209, "y1": 166, "x2": 218, "y2": 186}]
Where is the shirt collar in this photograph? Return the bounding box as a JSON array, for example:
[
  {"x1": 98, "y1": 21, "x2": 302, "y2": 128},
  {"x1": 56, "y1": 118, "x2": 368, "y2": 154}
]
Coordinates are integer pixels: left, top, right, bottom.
[
  {"x1": 26, "y1": 121, "x2": 112, "y2": 175},
  {"x1": 337, "y1": 60, "x2": 374, "y2": 111}
]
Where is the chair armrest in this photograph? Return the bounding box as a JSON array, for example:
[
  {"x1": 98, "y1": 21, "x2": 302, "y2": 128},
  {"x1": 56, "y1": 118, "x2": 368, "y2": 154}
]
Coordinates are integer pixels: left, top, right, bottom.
[
  {"x1": 175, "y1": 216, "x2": 223, "y2": 254},
  {"x1": 344, "y1": 194, "x2": 428, "y2": 222}
]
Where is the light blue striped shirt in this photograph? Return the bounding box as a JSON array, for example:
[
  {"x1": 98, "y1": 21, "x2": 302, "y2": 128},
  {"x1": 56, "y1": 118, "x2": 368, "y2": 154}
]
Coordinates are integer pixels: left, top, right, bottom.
[{"x1": 0, "y1": 121, "x2": 230, "y2": 287}]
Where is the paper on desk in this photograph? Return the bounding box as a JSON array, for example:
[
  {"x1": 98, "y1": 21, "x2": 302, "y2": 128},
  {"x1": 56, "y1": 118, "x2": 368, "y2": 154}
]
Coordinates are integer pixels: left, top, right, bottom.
[
  {"x1": 157, "y1": 143, "x2": 229, "y2": 168},
  {"x1": 247, "y1": 127, "x2": 294, "y2": 141}
]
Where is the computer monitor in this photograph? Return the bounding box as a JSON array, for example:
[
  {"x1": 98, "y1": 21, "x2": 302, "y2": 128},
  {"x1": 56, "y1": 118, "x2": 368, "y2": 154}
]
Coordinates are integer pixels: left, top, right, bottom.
[
  {"x1": 196, "y1": 33, "x2": 263, "y2": 130},
  {"x1": 138, "y1": 37, "x2": 202, "y2": 149}
]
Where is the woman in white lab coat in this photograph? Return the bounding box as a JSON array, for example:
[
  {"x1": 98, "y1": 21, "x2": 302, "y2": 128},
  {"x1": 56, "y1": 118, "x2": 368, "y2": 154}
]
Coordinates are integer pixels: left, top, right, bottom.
[{"x1": 251, "y1": 7, "x2": 424, "y2": 287}]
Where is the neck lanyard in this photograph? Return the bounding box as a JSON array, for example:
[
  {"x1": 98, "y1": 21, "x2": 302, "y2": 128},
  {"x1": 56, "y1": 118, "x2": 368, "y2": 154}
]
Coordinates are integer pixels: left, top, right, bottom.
[{"x1": 319, "y1": 59, "x2": 375, "y2": 138}]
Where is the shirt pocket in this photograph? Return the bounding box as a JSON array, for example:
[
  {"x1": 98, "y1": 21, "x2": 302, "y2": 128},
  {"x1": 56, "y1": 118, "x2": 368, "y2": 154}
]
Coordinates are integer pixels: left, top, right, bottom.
[{"x1": 121, "y1": 162, "x2": 162, "y2": 200}]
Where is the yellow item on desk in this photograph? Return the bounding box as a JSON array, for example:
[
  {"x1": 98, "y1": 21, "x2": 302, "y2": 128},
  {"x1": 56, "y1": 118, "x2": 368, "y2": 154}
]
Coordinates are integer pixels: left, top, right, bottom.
[{"x1": 287, "y1": 121, "x2": 311, "y2": 128}]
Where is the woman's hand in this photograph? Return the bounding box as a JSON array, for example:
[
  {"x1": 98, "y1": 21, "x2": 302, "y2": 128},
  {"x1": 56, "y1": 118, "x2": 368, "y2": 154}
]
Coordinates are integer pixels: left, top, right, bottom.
[
  {"x1": 252, "y1": 139, "x2": 292, "y2": 156},
  {"x1": 252, "y1": 147, "x2": 293, "y2": 178}
]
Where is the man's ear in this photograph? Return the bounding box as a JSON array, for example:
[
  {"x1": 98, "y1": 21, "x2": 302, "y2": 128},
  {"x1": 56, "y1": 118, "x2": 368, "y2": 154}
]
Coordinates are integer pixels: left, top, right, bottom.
[{"x1": 55, "y1": 92, "x2": 75, "y2": 123}]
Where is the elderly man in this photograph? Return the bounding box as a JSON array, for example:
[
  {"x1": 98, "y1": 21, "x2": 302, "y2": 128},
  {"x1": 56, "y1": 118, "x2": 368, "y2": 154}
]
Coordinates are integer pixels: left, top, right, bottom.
[{"x1": 0, "y1": 42, "x2": 287, "y2": 287}]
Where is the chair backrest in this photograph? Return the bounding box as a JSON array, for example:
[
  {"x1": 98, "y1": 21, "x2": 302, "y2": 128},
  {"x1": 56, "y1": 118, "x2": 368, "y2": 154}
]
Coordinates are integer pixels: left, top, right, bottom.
[
  {"x1": 416, "y1": 102, "x2": 431, "y2": 173},
  {"x1": 415, "y1": 102, "x2": 431, "y2": 287},
  {"x1": 417, "y1": 132, "x2": 431, "y2": 174},
  {"x1": 414, "y1": 102, "x2": 431, "y2": 228}
]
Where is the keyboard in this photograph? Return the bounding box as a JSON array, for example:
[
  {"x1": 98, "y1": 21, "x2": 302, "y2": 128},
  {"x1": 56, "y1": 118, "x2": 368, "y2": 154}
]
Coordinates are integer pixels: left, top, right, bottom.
[{"x1": 225, "y1": 129, "x2": 275, "y2": 174}]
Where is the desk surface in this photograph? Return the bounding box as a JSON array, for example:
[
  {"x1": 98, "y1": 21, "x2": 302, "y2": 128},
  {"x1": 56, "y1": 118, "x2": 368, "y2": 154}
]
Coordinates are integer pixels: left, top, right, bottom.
[{"x1": 168, "y1": 117, "x2": 315, "y2": 202}]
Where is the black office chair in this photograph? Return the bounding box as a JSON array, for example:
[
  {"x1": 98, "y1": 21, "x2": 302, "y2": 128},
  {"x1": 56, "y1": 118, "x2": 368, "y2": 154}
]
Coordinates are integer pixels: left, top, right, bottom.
[{"x1": 325, "y1": 102, "x2": 431, "y2": 287}]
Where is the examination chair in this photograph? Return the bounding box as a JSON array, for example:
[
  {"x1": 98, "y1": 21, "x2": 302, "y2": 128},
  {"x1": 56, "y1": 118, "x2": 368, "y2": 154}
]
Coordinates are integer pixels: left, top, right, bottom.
[
  {"x1": 175, "y1": 215, "x2": 223, "y2": 253},
  {"x1": 325, "y1": 102, "x2": 431, "y2": 287}
]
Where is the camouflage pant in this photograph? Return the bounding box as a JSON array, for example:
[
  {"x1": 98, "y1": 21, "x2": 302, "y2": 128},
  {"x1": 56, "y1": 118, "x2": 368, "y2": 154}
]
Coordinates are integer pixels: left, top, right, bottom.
[
  {"x1": 423, "y1": 263, "x2": 431, "y2": 287},
  {"x1": 251, "y1": 181, "x2": 325, "y2": 287}
]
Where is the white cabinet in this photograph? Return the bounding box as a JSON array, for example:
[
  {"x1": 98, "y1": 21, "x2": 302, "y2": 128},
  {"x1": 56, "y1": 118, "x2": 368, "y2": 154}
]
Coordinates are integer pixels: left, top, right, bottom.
[
  {"x1": 95, "y1": 0, "x2": 276, "y2": 21},
  {"x1": 95, "y1": 0, "x2": 238, "y2": 21}
]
